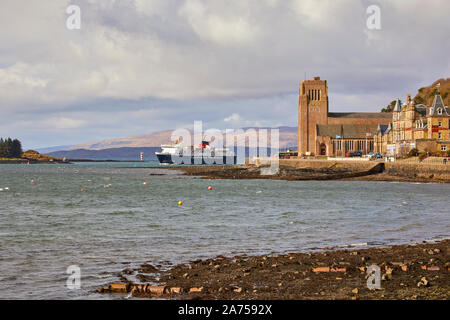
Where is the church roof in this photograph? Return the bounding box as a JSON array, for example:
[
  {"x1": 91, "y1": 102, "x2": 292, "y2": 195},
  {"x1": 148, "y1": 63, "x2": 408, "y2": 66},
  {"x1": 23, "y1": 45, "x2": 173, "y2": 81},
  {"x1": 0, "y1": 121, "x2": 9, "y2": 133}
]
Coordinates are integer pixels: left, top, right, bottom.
[
  {"x1": 328, "y1": 112, "x2": 392, "y2": 119},
  {"x1": 316, "y1": 124, "x2": 379, "y2": 139}
]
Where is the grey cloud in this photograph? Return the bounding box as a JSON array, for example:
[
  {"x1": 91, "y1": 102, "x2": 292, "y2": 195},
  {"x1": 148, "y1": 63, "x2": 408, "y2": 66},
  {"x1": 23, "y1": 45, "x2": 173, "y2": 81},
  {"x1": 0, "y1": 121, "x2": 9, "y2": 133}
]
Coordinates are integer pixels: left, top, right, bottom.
[{"x1": 0, "y1": 0, "x2": 449, "y2": 147}]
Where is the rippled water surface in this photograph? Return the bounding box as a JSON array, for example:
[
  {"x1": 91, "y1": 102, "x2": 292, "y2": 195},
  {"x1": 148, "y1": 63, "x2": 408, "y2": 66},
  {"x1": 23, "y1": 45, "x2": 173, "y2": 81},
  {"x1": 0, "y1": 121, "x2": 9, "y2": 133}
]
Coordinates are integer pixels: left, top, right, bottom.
[{"x1": 0, "y1": 162, "x2": 449, "y2": 299}]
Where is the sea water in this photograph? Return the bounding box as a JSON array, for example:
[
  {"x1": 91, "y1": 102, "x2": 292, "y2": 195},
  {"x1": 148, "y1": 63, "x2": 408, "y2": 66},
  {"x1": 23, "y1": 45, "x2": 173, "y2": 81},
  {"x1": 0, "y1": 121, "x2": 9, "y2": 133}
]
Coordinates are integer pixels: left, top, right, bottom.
[{"x1": 0, "y1": 162, "x2": 449, "y2": 299}]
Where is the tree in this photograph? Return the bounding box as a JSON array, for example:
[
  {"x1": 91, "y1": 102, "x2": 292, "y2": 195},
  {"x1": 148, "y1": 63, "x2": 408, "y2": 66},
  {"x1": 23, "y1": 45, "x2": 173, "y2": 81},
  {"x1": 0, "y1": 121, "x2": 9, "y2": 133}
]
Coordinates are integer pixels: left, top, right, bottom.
[
  {"x1": 11, "y1": 139, "x2": 23, "y2": 158},
  {"x1": 6, "y1": 138, "x2": 13, "y2": 156},
  {"x1": 381, "y1": 100, "x2": 396, "y2": 113},
  {"x1": 0, "y1": 138, "x2": 7, "y2": 157},
  {"x1": 0, "y1": 137, "x2": 23, "y2": 158},
  {"x1": 414, "y1": 96, "x2": 424, "y2": 105}
]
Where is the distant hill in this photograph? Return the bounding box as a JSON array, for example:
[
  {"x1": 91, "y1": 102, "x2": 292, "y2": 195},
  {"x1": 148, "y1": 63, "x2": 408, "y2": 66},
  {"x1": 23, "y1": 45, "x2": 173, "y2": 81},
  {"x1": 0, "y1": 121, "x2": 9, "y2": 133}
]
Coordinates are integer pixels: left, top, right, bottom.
[
  {"x1": 36, "y1": 145, "x2": 72, "y2": 154},
  {"x1": 48, "y1": 147, "x2": 160, "y2": 161},
  {"x1": 66, "y1": 126, "x2": 299, "y2": 151},
  {"x1": 48, "y1": 146, "x2": 280, "y2": 161},
  {"x1": 414, "y1": 78, "x2": 450, "y2": 106}
]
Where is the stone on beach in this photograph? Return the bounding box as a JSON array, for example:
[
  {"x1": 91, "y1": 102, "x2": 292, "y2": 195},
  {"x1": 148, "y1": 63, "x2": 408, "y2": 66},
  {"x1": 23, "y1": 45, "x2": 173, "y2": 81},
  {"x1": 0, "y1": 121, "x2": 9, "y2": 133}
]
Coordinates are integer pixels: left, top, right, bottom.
[
  {"x1": 96, "y1": 240, "x2": 449, "y2": 300},
  {"x1": 109, "y1": 283, "x2": 128, "y2": 293}
]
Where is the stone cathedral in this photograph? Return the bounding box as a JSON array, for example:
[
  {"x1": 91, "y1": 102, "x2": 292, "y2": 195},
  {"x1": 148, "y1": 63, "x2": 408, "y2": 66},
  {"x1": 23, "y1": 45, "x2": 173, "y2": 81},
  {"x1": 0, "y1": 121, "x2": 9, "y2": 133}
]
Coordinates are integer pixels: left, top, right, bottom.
[{"x1": 298, "y1": 77, "x2": 391, "y2": 156}]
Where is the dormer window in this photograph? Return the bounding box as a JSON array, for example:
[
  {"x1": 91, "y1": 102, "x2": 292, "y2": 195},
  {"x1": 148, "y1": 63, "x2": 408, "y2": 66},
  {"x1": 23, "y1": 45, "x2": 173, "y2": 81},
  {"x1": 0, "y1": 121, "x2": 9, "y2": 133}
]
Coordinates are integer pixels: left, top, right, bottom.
[{"x1": 437, "y1": 108, "x2": 442, "y2": 115}]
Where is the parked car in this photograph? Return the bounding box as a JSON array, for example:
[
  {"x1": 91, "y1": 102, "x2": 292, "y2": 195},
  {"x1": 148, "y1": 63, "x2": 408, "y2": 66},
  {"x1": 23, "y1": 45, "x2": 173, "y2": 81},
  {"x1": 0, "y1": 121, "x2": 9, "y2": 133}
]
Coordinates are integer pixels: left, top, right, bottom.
[
  {"x1": 372, "y1": 153, "x2": 383, "y2": 159},
  {"x1": 349, "y1": 151, "x2": 362, "y2": 157}
]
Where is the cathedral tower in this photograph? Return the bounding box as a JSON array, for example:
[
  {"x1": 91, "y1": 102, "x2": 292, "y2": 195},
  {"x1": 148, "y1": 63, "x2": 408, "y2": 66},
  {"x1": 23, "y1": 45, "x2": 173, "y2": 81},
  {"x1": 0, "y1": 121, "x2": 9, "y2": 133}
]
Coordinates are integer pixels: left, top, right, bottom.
[{"x1": 298, "y1": 77, "x2": 329, "y2": 155}]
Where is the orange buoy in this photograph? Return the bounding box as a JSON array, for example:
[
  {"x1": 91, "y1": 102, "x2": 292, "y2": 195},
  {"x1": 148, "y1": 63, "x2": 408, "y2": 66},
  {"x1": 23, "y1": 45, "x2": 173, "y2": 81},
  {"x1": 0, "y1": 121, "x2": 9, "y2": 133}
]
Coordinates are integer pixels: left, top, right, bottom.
[
  {"x1": 178, "y1": 201, "x2": 183, "y2": 206},
  {"x1": 208, "y1": 186, "x2": 213, "y2": 190}
]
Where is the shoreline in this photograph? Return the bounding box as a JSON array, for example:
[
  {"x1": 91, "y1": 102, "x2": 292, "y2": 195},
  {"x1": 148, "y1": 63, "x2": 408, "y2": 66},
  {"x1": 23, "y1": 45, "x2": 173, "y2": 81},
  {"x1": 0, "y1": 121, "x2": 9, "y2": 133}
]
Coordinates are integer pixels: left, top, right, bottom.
[
  {"x1": 98, "y1": 239, "x2": 449, "y2": 300},
  {"x1": 157, "y1": 163, "x2": 450, "y2": 184},
  {"x1": 0, "y1": 159, "x2": 69, "y2": 164}
]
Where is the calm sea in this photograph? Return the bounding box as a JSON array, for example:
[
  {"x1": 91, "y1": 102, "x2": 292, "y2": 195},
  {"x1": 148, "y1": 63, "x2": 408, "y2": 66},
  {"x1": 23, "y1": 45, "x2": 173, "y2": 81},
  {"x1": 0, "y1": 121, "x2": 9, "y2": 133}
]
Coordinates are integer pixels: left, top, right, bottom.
[{"x1": 0, "y1": 162, "x2": 449, "y2": 299}]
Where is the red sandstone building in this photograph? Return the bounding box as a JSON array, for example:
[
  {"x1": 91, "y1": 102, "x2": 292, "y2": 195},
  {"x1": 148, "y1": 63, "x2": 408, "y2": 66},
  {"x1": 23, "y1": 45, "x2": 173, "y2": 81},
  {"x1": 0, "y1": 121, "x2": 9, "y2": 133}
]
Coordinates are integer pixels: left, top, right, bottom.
[{"x1": 298, "y1": 77, "x2": 391, "y2": 156}]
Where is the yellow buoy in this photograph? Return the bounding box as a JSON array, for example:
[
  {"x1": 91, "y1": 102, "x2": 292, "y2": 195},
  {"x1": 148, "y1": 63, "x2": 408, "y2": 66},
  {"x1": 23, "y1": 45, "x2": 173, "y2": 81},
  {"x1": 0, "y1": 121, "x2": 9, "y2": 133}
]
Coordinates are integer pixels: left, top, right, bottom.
[{"x1": 178, "y1": 201, "x2": 183, "y2": 206}]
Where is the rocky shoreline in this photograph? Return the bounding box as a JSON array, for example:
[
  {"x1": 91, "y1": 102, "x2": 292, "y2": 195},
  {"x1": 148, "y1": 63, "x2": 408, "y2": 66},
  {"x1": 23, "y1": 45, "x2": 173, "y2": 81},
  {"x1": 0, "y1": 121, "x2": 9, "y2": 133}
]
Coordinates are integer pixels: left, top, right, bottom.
[
  {"x1": 159, "y1": 162, "x2": 450, "y2": 183},
  {"x1": 98, "y1": 240, "x2": 449, "y2": 300}
]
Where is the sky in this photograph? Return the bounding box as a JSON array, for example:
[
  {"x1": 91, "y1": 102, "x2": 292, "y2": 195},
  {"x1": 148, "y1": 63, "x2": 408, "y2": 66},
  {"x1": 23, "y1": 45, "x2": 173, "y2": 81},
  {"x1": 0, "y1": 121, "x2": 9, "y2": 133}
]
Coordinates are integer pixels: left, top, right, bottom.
[{"x1": 0, "y1": 0, "x2": 449, "y2": 149}]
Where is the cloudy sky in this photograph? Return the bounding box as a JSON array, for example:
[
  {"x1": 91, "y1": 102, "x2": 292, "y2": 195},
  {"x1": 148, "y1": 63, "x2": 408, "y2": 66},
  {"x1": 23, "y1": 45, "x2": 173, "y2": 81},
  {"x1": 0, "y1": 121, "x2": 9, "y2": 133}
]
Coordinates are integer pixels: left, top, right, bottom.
[{"x1": 0, "y1": 0, "x2": 449, "y2": 149}]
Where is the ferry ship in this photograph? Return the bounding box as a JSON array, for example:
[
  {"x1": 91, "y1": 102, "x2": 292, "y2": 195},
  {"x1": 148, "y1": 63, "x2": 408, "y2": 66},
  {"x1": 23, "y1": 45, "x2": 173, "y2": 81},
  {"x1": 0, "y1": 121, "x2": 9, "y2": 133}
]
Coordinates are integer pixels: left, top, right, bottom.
[{"x1": 155, "y1": 140, "x2": 237, "y2": 165}]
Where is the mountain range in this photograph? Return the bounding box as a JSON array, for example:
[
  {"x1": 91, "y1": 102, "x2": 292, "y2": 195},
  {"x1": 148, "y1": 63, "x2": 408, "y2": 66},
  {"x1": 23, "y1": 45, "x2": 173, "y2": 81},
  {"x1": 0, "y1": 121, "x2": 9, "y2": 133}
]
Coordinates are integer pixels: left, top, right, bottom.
[{"x1": 45, "y1": 126, "x2": 298, "y2": 160}]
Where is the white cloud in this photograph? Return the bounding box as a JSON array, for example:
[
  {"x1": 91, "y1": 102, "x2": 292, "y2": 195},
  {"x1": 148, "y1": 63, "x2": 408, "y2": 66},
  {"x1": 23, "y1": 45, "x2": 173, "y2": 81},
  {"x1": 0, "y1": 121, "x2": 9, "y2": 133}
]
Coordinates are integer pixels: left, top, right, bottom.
[
  {"x1": 224, "y1": 113, "x2": 241, "y2": 122},
  {"x1": 179, "y1": 0, "x2": 258, "y2": 45}
]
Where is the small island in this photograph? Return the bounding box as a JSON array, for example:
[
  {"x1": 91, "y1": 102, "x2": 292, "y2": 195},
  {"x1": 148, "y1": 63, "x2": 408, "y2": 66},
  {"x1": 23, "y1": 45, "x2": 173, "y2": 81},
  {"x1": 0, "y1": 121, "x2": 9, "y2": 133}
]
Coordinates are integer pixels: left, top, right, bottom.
[{"x1": 0, "y1": 137, "x2": 67, "y2": 164}]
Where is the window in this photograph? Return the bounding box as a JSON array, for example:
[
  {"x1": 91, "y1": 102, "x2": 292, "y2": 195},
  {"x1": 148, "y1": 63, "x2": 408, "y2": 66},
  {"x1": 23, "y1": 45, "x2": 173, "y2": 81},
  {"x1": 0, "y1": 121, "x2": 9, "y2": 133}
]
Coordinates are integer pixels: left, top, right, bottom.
[
  {"x1": 441, "y1": 146, "x2": 447, "y2": 151},
  {"x1": 438, "y1": 132, "x2": 442, "y2": 139},
  {"x1": 438, "y1": 121, "x2": 442, "y2": 127},
  {"x1": 437, "y1": 108, "x2": 442, "y2": 115}
]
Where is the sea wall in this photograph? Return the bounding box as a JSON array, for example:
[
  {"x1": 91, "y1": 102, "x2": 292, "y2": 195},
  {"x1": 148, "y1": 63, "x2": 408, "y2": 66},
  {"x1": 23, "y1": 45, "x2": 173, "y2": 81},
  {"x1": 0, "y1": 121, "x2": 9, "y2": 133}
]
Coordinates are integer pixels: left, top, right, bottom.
[
  {"x1": 246, "y1": 158, "x2": 450, "y2": 182},
  {"x1": 384, "y1": 162, "x2": 450, "y2": 180},
  {"x1": 278, "y1": 159, "x2": 377, "y2": 171}
]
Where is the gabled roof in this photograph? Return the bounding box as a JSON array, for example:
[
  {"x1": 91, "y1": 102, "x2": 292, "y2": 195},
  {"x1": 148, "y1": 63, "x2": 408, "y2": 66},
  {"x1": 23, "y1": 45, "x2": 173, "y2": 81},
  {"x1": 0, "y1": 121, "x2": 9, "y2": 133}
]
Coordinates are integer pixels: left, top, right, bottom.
[
  {"x1": 429, "y1": 89, "x2": 449, "y2": 116},
  {"x1": 385, "y1": 123, "x2": 392, "y2": 134},
  {"x1": 393, "y1": 99, "x2": 402, "y2": 112},
  {"x1": 375, "y1": 124, "x2": 390, "y2": 136}
]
